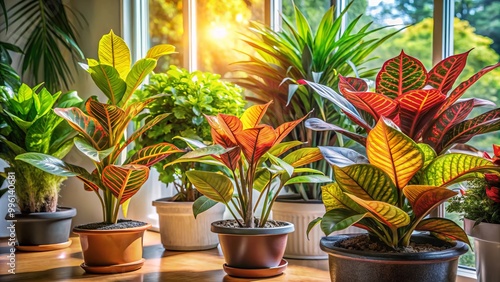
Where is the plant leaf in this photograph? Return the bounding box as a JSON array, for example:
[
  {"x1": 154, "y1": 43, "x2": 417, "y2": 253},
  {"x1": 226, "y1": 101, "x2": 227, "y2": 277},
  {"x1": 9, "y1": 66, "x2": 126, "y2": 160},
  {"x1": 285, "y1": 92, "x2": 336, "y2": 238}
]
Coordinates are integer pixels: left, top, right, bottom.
[
  {"x1": 15, "y1": 152, "x2": 88, "y2": 177},
  {"x1": 347, "y1": 194, "x2": 410, "y2": 229},
  {"x1": 240, "y1": 101, "x2": 272, "y2": 129},
  {"x1": 318, "y1": 146, "x2": 368, "y2": 167},
  {"x1": 74, "y1": 137, "x2": 114, "y2": 162},
  {"x1": 98, "y1": 30, "x2": 131, "y2": 80},
  {"x1": 416, "y1": 218, "x2": 470, "y2": 246},
  {"x1": 334, "y1": 164, "x2": 397, "y2": 204},
  {"x1": 102, "y1": 164, "x2": 149, "y2": 204},
  {"x1": 284, "y1": 175, "x2": 331, "y2": 186},
  {"x1": 376, "y1": 50, "x2": 427, "y2": 98},
  {"x1": 367, "y1": 118, "x2": 423, "y2": 188},
  {"x1": 427, "y1": 51, "x2": 469, "y2": 94},
  {"x1": 403, "y1": 185, "x2": 456, "y2": 218},
  {"x1": 185, "y1": 171, "x2": 233, "y2": 204},
  {"x1": 88, "y1": 63, "x2": 127, "y2": 105},
  {"x1": 282, "y1": 147, "x2": 323, "y2": 168},
  {"x1": 125, "y1": 143, "x2": 183, "y2": 167},
  {"x1": 192, "y1": 196, "x2": 218, "y2": 219},
  {"x1": 305, "y1": 118, "x2": 367, "y2": 146},
  {"x1": 321, "y1": 209, "x2": 367, "y2": 235},
  {"x1": 235, "y1": 125, "x2": 277, "y2": 166},
  {"x1": 146, "y1": 44, "x2": 176, "y2": 59},
  {"x1": 268, "y1": 141, "x2": 304, "y2": 157}
]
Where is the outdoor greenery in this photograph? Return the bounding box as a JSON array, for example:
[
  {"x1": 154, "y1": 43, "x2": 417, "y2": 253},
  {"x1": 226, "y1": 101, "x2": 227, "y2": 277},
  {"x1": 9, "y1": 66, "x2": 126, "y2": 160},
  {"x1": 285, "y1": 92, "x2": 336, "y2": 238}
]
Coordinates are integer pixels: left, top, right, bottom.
[{"x1": 132, "y1": 66, "x2": 246, "y2": 201}]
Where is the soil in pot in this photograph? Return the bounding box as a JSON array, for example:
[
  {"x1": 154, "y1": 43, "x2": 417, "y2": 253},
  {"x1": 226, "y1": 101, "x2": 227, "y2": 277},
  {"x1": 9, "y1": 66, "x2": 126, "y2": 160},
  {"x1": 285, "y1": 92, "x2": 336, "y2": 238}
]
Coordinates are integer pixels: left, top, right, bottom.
[
  {"x1": 321, "y1": 234, "x2": 468, "y2": 282},
  {"x1": 211, "y1": 219, "x2": 294, "y2": 278},
  {"x1": 73, "y1": 219, "x2": 151, "y2": 274}
]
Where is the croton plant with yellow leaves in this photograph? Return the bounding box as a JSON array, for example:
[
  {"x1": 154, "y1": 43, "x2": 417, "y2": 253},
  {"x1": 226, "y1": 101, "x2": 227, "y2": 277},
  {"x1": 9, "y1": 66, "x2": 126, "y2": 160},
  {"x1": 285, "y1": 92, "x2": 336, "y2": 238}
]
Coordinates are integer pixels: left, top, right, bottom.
[
  {"x1": 308, "y1": 118, "x2": 500, "y2": 248},
  {"x1": 170, "y1": 101, "x2": 331, "y2": 228},
  {"x1": 16, "y1": 30, "x2": 182, "y2": 224}
]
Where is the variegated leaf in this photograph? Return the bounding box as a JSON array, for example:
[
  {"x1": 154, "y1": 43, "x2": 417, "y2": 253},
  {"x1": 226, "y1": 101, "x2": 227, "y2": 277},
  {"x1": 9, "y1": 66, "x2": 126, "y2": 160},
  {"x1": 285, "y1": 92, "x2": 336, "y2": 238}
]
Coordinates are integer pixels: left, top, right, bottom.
[
  {"x1": 305, "y1": 118, "x2": 367, "y2": 146},
  {"x1": 421, "y1": 153, "x2": 496, "y2": 187},
  {"x1": 274, "y1": 112, "x2": 310, "y2": 145},
  {"x1": 240, "y1": 101, "x2": 272, "y2": 129},
  {"x1": 427, "y1": 51, "x2": 469, "y2": 94},
  {"x1": 395, "y1": 89, "x2": 445, "y2": 138},
  {"x1": 74, "y1": 137, "x2": 115, "y2": 162},
  {"x1": 416, "y1": 218, "x2": 470, "y2": 246},
  {"x1": 125, "y1": 143, "x2": 183, "y2": 167},
  {"x1": 376, "y1": 50, "x2": 427, "y2": 98},
  {"x1": 146, "y1": 44, "x2": 176, "y2": 59},
  {"x1": 54, "y1": 107, "x2": 109, "y2": 150},
  {"x1": 347, "y1": 194, "x2": 410, "y2": 229},
  {"x1": 334, "y1": 164, "x2": 397, "y2": 204},
  {"x1": 403, "y1": 185, "x2": 456, "y2": 218},
  {"x1": 235, "y1": 125, "x2": 277, "y2": 166},
  {"x1": 85, "y1": 99, "x2": 125, "y2": 136},
  {"x1": 102, "y1": 164, "x2": 149, "y2": 204},
  {"x1": 367, "y1": 118, "x2": 423, "y2": 189},
  {"x1": 343, "y1": 91, "x2": 399, "y2": 121},
  {"x1": 185, "y1": 171, "x2": 233, "y2": 204},
  {"x1": 282, "y1": 147, "x2": 323, "y2": 168},
  {"x1": 338, "y1": 75, "x2": 368, "y2": 93},
  {"x1": 321, "y1": 183, "x2": 364, "y2": 213},
  {"x1": 268, "y1": 141, "x2": 304, "y2": 157}
]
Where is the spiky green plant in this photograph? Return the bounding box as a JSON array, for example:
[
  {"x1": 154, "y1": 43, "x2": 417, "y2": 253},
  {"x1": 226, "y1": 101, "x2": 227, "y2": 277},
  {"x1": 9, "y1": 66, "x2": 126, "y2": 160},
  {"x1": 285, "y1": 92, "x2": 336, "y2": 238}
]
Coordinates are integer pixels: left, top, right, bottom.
[{"x1": 232, "y1": 2, "x2": 401, "y2": 200}]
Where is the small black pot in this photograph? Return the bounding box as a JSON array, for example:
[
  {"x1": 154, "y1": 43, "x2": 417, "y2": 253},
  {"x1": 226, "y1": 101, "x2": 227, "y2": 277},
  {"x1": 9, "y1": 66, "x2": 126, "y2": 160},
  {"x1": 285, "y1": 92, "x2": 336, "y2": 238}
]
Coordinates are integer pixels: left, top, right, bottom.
[
  {"x1": 6, "y1": 206, "x2": 76, "y2": 246},
  {"x1": 320, "y1": 234, "x2": 468, "y2": 282}
]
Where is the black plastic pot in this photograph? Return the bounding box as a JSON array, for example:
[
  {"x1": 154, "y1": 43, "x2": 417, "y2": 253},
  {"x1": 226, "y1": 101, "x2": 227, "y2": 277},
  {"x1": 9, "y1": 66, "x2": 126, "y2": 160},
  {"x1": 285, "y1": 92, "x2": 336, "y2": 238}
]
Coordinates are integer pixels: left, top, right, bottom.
[
  {"x1": 7, "y1": 206, "x2": 76, "y2": 246},
  {"x1": 320, "y1": 234, "x2": 468, "y2": 282}
]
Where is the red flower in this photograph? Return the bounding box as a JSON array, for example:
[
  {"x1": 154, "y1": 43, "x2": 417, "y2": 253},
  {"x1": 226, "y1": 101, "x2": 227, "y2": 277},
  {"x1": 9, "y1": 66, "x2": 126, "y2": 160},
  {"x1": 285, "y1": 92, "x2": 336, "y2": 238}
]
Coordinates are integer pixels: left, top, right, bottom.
[
  {"x1": 484, "y1": 144, "x2": 500, "y2": 165},
  {"x1": 486, "y1": 186, "x2": 500, "y2": 203}
]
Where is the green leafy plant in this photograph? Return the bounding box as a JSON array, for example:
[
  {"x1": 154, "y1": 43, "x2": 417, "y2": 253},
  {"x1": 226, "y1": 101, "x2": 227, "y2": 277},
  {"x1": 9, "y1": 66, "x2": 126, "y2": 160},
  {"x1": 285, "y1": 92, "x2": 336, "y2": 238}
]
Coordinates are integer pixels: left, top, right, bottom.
[
  {"x1": 15, "y1": 30, "x2": 182, "y2": 224},
  {"x1": 0, "y1": 83, "x2": 82, "y2": 213},
  {"x1": 447, "y1": 144, "x2": 500, "y2": 224},
  {"x1": 302, "y1": 50, "x2": 500, "y2": 155},
  {"x1": 232, "y1": 2, "x2": 401, "y2": 200},
  {"x1": 171, "y1": 102, "x2": 331, "y2": 228},
  {"x1": 309, "y1": 118, "x2": 500, "y2": 249},
  {"x1": 0, "y1": 0, "x2": 86, "y2": 92},
  {"x1": 132, "y1": 66, "x2": 245, "y2": 201}
]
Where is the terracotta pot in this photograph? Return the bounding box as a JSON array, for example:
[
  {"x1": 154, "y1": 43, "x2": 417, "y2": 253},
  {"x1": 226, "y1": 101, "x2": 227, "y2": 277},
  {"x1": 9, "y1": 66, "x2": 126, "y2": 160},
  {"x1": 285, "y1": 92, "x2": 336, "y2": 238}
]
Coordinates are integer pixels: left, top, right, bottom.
[
  {"x1": 272, "y1": 196, "x2": 364, "y2": 259},
  {"x1": 320, "y1": 234, "x2": 468, "y2": 282},
  {"x1": 153, "y1": 197, "x2": 225, "y2": 250},
  {"x1": 7, "y1": 207, "x2": 76, "y2": 250},
  {"x1": 464, "y1": 218, "x2": 500, "y2": 282},
  {"x1": 73, "y1": 223, "x2": 151, "y2": 273},
  {"x1": 211, "y1": 220, "x2": 294, "y2": 269}
]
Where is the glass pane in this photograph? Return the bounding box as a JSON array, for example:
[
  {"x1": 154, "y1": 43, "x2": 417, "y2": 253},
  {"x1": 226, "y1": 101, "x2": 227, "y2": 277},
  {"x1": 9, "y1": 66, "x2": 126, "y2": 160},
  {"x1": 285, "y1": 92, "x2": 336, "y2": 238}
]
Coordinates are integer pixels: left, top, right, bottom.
[
  {"x1": 196, "y1": 0, "x2": 265, "y2": 76},
  {"x1": 281, "y1": 0, "x2": 330, "y2": 31},
  {"x1": 353, "y1": 0, "x2": 434, "y2": 75},
  {"x1": 149, "y1": 0, "x2": 184, "y2": 71}
]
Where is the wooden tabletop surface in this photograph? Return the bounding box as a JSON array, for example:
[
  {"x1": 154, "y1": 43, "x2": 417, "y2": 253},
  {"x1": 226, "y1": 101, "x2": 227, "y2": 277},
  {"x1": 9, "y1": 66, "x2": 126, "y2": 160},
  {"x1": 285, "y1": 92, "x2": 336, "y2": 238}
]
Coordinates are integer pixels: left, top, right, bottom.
[{"x1": 0, "y1": 231, "x2": 331, "y2": 282}]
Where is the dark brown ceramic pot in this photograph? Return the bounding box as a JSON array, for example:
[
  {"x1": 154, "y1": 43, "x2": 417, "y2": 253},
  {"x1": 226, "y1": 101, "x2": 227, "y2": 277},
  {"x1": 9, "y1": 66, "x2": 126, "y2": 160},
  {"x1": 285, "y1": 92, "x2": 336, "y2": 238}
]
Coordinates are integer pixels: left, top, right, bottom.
[
  {"x1": 320, "y1": 234, "x2": 468, "y2": 282},
  {"x1": 73, "y1": 223, "x2": 151, "y2": 274},
  {"x1": 211, "y1": 220, "x2": 294, "y2": 269}
]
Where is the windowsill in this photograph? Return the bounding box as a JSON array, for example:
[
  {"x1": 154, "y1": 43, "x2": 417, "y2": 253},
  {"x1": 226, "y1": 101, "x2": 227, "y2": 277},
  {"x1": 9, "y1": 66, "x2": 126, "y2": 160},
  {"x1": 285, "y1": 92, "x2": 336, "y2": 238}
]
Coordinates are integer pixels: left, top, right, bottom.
[{"x1": 457, "y1": 268, "x2": 477, "y2": 282}]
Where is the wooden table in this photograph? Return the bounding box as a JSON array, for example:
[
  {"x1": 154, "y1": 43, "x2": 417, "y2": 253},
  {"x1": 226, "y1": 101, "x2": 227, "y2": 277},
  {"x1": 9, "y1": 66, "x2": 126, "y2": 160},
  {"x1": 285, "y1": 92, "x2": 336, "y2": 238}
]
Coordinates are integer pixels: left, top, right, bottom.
[{"x1": 0, "y1": 231, "x2": 331, "y2": 281}]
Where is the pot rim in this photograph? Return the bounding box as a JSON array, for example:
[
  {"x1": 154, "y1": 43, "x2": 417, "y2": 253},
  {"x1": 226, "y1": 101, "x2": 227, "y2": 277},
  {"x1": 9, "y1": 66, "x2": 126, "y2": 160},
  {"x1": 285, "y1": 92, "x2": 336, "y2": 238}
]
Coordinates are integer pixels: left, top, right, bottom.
[
  {"x1": 6, "y1": 206, "x2": 77, "y2": 220},
  {"x1": 463, "y1": 218, "x2": 500, "y2": 242},
  {"x1": 210, "y1": 219, "x2": 294, "y2": 235},
  {"x1": 320, "y1": 233, "x2": 468, "y2": 261},
  {"x1": 73, "y1": 223, "x2": 152, "y2": 234}
]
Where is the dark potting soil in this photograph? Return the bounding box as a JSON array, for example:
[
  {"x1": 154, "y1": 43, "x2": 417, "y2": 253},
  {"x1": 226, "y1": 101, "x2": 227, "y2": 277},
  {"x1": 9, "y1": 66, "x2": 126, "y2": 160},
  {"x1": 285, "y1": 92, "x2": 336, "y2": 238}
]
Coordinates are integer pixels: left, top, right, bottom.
[
  {"x1": 75, "y1": 219, "x2": 148, "y2": 230},
  {"x1": 213, "y1": 219, "x2": 288, "y2": 228},
  {"x1": 337, "y1": 234, "x2": 449, "y2": 253}
]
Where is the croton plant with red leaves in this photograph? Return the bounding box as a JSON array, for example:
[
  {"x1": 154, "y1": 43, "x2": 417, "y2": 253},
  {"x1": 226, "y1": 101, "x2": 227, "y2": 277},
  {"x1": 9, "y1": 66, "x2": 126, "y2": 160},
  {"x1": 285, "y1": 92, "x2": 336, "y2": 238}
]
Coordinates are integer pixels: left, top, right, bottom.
[
  {"x1": 168, "y1": 101, "x2": 331, "y2": 228},
  {"x1": 301, "y1": 50, "x2": 500, "y2": 156},
  {"x1": 448, "y1": 144, "x2": 500, "y2": 224}
]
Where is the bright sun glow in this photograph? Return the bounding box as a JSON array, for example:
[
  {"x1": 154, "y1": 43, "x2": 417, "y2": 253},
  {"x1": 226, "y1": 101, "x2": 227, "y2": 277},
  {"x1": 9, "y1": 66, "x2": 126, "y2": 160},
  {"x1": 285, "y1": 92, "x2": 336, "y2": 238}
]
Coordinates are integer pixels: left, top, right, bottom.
[{"x1": 210, "y1": 25, "x2": 229, "y2": 40}]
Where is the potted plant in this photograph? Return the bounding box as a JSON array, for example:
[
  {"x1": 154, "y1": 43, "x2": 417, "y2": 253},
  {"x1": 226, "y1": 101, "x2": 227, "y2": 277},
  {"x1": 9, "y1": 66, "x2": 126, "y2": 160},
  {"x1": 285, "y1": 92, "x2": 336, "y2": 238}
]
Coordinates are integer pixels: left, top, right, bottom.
[
  {"x1": 234, "y1": 2, "x2": 400, "y2": 259},
  {"x1": 308, "y1": 117, "x2": 500, "y2": 282},
  {"x1": 15, "y1": 30, "x2": 181, "y2": 273},
  {"x1": 301, "y1": 50, "x2": 500, "y2": 156},
  {"x1": 447, "y1": 144, "x2": 500, "y2": 282},
  {"x1": 0, "y1": 83, "x2": 82, "y2": 250},
  {"x1": 173, "y1": 101, "x2": 331, "y2": 277},
  {"x1": 132, "y1": 66, "x2": 246, "y2": 250}
]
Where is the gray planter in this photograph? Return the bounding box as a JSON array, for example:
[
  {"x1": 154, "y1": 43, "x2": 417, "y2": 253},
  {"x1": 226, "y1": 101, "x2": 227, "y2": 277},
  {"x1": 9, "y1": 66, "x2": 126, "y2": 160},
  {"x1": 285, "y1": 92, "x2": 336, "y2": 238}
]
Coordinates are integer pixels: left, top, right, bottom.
[
  {"x1": 320, "y1": 233, "x2": 468, "y2": 282},
  {"x1": 464, "y1": 218, "x2": 500, "y2": 282},
  {"x1": 7, "y1": 206, "x2": 76, "y2": 247}
]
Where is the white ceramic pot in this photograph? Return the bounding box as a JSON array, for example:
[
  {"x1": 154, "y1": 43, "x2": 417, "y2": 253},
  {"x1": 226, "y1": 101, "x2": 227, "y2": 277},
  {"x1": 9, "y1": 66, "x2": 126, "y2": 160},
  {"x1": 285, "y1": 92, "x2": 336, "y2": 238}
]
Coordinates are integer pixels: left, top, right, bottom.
[
  {"x1": 464, "y1": 218, "x2": 500, "y2": 282},
  {"x1": 153, "y1": 197, "x2": 225, "y2": 250},
  {"x1": 272, "y1": 198, "x2": 365, "y2": 259}
]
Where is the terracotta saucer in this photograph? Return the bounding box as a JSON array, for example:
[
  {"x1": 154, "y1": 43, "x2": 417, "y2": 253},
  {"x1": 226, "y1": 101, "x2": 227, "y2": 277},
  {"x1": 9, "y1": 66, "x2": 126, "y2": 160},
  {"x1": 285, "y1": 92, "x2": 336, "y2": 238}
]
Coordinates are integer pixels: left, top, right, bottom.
[
  {"x1": 80, "y1": 258, "x2": 145, "y2": 274},
  {"x1": 223, "y1": 259, "x2": 288, "y2": 278},
  {"x1": 16, "y1": 239, "x2": 72, "y2": 252}
]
